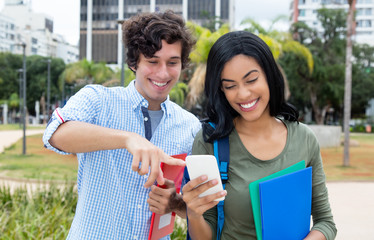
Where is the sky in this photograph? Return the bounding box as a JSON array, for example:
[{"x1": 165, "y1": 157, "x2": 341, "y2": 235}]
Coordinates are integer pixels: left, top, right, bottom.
[{"x1": 0, "y1": 0, "x2": 290, "y2": 46}]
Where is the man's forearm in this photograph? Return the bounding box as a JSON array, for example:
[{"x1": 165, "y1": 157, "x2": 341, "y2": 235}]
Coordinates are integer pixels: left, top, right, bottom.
[
  {"x1": 49, "y1": 121, "x2": 129, "y2": 153},
  {"x1": 172, "y1": 193, "x2": 187, "y2": 218}
]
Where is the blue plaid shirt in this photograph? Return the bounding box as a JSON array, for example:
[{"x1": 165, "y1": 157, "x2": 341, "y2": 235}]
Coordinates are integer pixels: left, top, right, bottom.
[{"x1": 43, "y1": 80, "x2": 201, "y2": 240}]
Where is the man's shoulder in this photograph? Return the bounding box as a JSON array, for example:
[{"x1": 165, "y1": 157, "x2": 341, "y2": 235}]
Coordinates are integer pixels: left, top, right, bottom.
[{"x1": 168, "y1": 101, "x2": 199, "y2": 121}]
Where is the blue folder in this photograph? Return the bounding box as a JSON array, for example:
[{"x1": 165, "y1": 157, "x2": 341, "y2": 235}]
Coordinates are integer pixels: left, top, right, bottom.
[
  {"x1": 259, "y1": 167, "x2": 312, "y2": 240},
  {"x1": 249, "y1": 160, "x2": 306, "y2": 240}
]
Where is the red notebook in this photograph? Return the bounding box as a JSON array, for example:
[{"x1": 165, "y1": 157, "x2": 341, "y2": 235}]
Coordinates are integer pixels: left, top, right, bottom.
[{"x1": 148, "y1": 153, "x2": 187, "y2": 240}]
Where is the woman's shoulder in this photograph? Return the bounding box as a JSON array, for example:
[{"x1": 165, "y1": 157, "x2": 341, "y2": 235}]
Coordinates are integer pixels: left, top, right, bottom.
[
  {"x1": 194, "y1": 128, "x2": 205, "y2": 143},
  {"x1": 284, "y1": 120, "x2": 319, "y2": 144}
]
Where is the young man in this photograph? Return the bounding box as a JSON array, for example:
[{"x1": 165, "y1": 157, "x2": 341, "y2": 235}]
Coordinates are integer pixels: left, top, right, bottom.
[{"x1": 43, "y1": 11, "x2": 200, "y2": 239}]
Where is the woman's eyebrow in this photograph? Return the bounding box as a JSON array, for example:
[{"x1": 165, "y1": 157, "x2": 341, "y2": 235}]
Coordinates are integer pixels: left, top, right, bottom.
[
  {"x1": 221, "y1": 78, "x2": 235, "y2": 82},
  {"x1": 242, "y1": 70, "x2": 259, "y2": 79},
  {"x1": 221, "y1": 70, "x2": 259, "y2": 82}
]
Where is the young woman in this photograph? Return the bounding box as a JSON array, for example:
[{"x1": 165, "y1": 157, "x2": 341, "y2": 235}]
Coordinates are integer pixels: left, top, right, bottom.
[{"x1": 182, "y1": 31, "x2": 337, "y2": 240}]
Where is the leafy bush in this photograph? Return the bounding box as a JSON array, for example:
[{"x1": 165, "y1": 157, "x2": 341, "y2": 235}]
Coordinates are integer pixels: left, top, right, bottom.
[
  {"x1": 0, "y1": 183, "x2": 76, "y2": 239},
  {"x1": 0, "y1": 184, "x2": 187, "y2": 239}
]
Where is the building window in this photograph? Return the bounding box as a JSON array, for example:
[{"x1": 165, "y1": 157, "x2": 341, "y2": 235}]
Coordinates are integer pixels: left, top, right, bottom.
[
  {"x1": 31, "y1": 47, "x2": 38, "y2": 54},
  {"x1": 357, "y1": 20, "x2": 372, "y2": 28},
  {"x1": 299, "y1": 9, "x2": 306, "y2": 16},
  {"x1": 32, "y1": 38, "x2": 38, "y2": 44}
]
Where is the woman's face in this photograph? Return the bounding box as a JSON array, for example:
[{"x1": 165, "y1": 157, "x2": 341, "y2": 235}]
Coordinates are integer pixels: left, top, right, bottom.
[{"x1": 220, "y1": 54, "x2": 270, "y2": 123}]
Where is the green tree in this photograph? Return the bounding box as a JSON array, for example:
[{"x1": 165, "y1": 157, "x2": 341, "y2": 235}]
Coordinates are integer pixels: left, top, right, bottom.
[
  {"x1": 63, "y1": 59, "x2": 114, "y2": 86},
  {"x1": 26, "y1": 56, "x2": 65, "y2": 115},
  {"x1": 284, "y1": 8, "x2": 347, "y2": 124},
  {"x1": 241, "y1": 16, "x2": 314, "y2": 102},
  {"x1": 105, "y1": 65, "x2": 135, "y2": 87},
  {"x1": 0, "y1": 52, "x2": 22, "y2": 105},
  {"x1": 351, "y1": 44, "x2": 374, "y2": 117}
]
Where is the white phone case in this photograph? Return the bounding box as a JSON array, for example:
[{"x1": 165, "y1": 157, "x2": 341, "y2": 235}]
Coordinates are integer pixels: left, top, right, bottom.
[{"x1": 186, "y1": 155, "x2": 225, "y2": 201}]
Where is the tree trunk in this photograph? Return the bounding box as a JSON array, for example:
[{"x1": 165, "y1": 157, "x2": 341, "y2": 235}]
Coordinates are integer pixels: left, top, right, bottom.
[
  {"x1": 310, "y1": 90, "x2": 323, "y2": 125},
  {"x1": 343, "y1": 0, "x2": 356, "y2": 167}
]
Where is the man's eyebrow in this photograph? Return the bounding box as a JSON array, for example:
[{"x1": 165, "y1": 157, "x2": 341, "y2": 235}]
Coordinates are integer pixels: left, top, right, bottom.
[{"x1": 151, "y1": 56, "x2": 181, "y2": 59}]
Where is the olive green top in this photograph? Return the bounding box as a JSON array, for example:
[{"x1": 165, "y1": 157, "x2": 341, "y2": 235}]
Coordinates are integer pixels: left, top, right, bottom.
[{"x1": 191, "y1": 120, "x2": 337, "y2": 240}]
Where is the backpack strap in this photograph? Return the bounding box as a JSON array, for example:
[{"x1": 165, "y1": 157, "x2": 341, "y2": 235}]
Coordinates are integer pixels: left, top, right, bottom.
[
  {"x1": 209, "y1": 122, "x2": 230, "y2": 240},
  {"x1": 185, "y1": 123, "x2": 229, "y2": 240}
]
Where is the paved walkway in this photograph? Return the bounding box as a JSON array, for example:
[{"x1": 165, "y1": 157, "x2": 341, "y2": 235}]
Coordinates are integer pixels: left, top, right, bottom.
[
  {"x1": 0, "y1": 129, "x2": 373, "y2": 239},
  {"x1": 327, "y1": 182, "x2": 374, "y2": 239},
  {"x1": 0, "y1": 129, "x2": 45, "y2": 153}
]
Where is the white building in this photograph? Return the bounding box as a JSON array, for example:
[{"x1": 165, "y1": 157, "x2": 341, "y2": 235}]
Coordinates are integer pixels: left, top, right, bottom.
[
  {"x1": 366, "y1": 98, "x2": 374, "y2": 121},
  {"x1": 55, "y1": 34, "x2": 79, "y2": 64},
  {"x1": 290, "y1": 0, "x2": 374, "y2": 45},
  {"x1": 0, "y1": 0, "x2": 78, "y2": 63},
  {"x1": 0, "y1": 13, "x2": 16, "y2": 53}
]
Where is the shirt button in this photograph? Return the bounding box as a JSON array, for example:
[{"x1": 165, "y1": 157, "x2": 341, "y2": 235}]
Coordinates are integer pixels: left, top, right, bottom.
[
  {"x1": 144, "y1": 117, "x2": 148, "y2": 121},
  {"x1": 143, "y1": 175, "x2": 148, "y2": 179},
  {"x1": 133, "y1": 236, "x2": 138, "y2": 240},
  {"x1": 138, "y1": 204, "x2": 142, "y2": 209}
]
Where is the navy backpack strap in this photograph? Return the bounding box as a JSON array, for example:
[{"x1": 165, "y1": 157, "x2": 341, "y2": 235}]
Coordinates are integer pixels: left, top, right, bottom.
[
  {"x1": 208, "y1": 123, "x2": 230, "y2": 240},
  {"x1": 186, "y1": 122, "x2": 229, "y2": 240}
]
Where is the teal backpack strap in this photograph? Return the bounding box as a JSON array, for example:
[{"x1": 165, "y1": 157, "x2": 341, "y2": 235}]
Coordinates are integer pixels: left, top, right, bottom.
[{"x1": 208, "y1": 122, "x2": 230, "y2": 240}]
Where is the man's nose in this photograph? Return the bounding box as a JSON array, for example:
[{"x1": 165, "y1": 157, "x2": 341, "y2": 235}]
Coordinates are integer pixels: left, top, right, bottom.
[{"x1": 156, "y1": 63, "x2": 169, "y2": 79}]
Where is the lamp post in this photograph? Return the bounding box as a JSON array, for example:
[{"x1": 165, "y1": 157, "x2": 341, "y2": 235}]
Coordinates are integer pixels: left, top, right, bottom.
[
  {"x1": 13, "y1": 42, "x2": 27, "y2": 154},
  {"x1": 17, "y1": 69, "x2": 23, "y2": 116},
  {"x1": 18, "y1": 43, "x2": 27, "y2": 155},
  {"x1": 46, "y1": 58, "x2": 51, "y2": 119},
  {"x1": 117, "y1": 19, "x2": 125, "y2": 87}
]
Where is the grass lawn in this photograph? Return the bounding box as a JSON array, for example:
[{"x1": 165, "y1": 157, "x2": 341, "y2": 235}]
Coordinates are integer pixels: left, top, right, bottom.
[
  {"x1": 321, "y1": 133, "x2": 374, "y2": 181},
  {"x1": 0, "y1": 132, "x2": 373, "y2": 182},
  {"x1": 0, "y1": 134, "x2": 77, "y2": 181},
  {"x1": 0, "y1": 123, "x2": 46, "y2": 131}
]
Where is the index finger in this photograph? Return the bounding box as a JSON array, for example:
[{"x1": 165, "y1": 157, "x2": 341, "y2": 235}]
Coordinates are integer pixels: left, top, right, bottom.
[
  {"x1": 144, "y1": 153, "x2": 162, "y2": 188},
  {"x1": 162, "y1": 156, "x2": 186, "y2": 167}
]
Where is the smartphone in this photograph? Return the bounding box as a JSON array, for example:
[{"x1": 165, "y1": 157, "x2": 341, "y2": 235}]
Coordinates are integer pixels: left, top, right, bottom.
[{"x1": 186, "y1": 155, "x2": 225, "y2": 201}]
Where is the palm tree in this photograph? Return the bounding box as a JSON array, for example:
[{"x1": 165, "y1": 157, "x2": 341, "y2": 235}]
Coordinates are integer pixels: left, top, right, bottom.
[
  {"x1": 185, "y1": 23, "x2": 229, "y2": 110},
  {"x1": 62, "y1": 59, "x2": 114, "y2": 86}
]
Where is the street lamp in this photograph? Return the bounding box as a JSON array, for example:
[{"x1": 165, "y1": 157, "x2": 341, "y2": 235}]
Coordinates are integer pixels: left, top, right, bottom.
[
  {"x1": 13, "y1": 42, "x2": 27, "y2": 154},
  {"x1": 15, "y1": 43, "x2": 27, "y2": 155},
  {"x1": 46, "y1": 58, "x2": 51, "y2": 119},
  {"x1": 117, "y1": 19, "x2": 125, "y2": 87},
  {"x1": 17, "y1": 69, "x2": 23, "y2": 117},
  {"x1": 21, "y1": 43, "x2": 26, "y2": 155}
]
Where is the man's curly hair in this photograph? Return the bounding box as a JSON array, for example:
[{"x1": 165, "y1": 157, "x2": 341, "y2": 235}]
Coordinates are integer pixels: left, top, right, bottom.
[{"x1": 122, "y1": 10, "x2": 195, "y2": 70}]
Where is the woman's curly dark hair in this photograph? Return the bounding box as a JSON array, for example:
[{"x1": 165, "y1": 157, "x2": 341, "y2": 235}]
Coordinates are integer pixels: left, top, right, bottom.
[{"x1": 122, "y1": 10, "x2": 195, "y2": 70}]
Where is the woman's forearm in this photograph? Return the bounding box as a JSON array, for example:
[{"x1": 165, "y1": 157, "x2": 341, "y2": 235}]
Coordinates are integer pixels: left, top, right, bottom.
[{"x1": 188, "y1": 215, "x2": 213, "y2": 240}]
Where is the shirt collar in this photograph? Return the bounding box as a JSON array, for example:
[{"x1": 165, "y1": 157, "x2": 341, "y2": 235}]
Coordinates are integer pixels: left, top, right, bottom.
[{"x1": 127, "y1": 80, "x2": 173, "y2": 117}]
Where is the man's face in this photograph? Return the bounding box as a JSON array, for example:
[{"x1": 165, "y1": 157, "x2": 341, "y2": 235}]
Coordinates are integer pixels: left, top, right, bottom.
[{"x1": 134, "y1": 40, "x2": 182, "y2": 110}]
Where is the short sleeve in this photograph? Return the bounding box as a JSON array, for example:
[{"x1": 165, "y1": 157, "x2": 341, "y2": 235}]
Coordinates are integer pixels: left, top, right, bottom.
[{"x1": 42, "y1": 85, "x2": 103, "y2": 154}]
